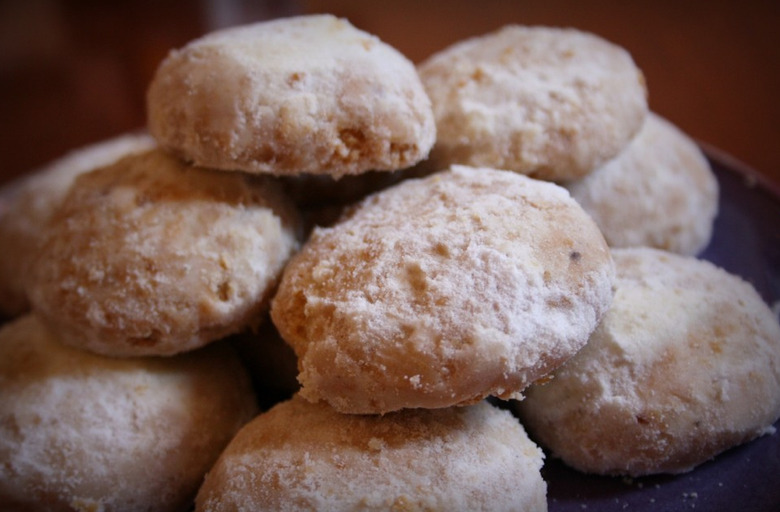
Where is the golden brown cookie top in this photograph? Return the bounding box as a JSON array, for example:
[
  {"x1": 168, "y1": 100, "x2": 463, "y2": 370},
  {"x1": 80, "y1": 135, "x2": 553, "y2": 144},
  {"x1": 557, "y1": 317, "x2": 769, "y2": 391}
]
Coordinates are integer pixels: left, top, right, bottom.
[
  {"x1": 147, "y1": 14, "x2": 435, "y2": 178},
  {"x1": 271, "y1": 165, "x2": 615, "y2": 414},
  {"x1": 26, "y1": 148, "x2": 301, "y2": 356},
  {"x1": 518, "y1": 247, "x2": 780, "y2": 476},
  {"x1": 196, "y1": 396, "x2": 546, "y2": 511},
  {"x1": 418, "y1": 25, "x2": 648, "y2": 181},
  {"x1": 0, "y1": 132, "x2": 155, "y2": 317},
  {"x1": 0, "y1": 314, "x2": 257, "y2": 511},
  {"x1": 565, "y1": 112, "x2": 718, "y2": 255}
]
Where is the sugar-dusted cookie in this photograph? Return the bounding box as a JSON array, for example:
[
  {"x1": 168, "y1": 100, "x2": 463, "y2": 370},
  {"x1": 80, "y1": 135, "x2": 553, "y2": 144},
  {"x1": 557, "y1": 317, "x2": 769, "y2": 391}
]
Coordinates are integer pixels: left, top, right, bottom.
[
  {"x1": 565, "y1": 113, "x2": 718, "y2": 255},
  {"x1": 0, "y1": 314, "x2": 258, "y2": 511},
  {"x1": 147, "y1": 14, "x2": 435, "y2": 178},
  {"x1": 418, "y1": 25, "x2": 648, "y2": 181},
  {"x1": 516, "y1": 247, "x2": 780, "y2": 476},
  {"x1": 26, "y1": 148, "x2": 301, "y2": 357},
  {"x1": 271, "y1": 165, "x2": 615, "y2": 414},
  {"x1": 0, "y1": 132, "x2": 155, "y2": 318},
  {"x1": 196, "y1": 396, "x2": 546, "y2": 512}
]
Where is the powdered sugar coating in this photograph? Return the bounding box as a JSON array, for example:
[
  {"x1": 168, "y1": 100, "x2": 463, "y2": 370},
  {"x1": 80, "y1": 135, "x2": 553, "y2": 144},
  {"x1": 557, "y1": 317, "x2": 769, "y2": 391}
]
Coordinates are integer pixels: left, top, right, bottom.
[
  {"x1": 26, "y1": 148, "x2": 301, "y2": 357},
  {"x1": 0, "y1": 314, "x2": 258, "y2": 511},
  {"x1": 418, "y1": 25, "x2": 648, "y2": 181},
  {"x1": 147, "y1": 14, "x2": 435, "y2": 178},
  {"x1": 565, "y1": 113, "x2": 718, "y2": 255},
  {"x1": 0, "y1": 132, "x2": 155, "y2": 317},
  {"x1": 195, "y1": 396, "x2": 546, "y2": 512},
  {"x1": 517, "y1": 247, "x2": 780, "y2": 476},
  {"x1": 271, "y1": 165, "x2": 615, "y2": 414}
]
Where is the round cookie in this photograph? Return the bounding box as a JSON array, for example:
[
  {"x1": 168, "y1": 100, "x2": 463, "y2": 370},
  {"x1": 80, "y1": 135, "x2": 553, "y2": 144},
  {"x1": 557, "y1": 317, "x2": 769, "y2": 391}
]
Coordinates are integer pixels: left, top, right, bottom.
[
  {"x1": 0, "y1": 132, "x2": 155, "y2": 318},
  {"x1": 271, "y1": 165, "x2": 616, "y2": 414},
  {"x1": 195, "y1": 396, "x2": 547, "y2": 512},
  {"x1": 147, "y1": 14, "x2": 436, "y2": 178},
  {"x1": 417, "y1": 25, "x2": 648, "y2": 182},
  {"x1": 516, "y1": 247, "x2": 780, "y2": 476},
  {"x1": 0, "y1": 314, "x2": 258, "y2": 512},
  {"x1": 26, "y1": 148, "x2": 301, "y2": 357},
  {"x1": 565, "y1": 113, "x2": 719, "y2": 255}
]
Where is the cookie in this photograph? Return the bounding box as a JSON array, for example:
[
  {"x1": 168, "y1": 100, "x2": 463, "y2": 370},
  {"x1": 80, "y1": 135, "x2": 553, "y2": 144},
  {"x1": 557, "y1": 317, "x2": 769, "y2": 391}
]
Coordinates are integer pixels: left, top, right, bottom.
[
  {"x1": 195, "y1": 396, "x2": 547, "y2": 512},
  {"x1": 516, "y1": 247, "x2": 780, "y2": 476},
  {"x1": 417, "y1": 25, "x2": 648, "y2": 181},
  {"x1": 0, "y1": 132, "x2": 155, "y2": 318},
  {"x1": 147, "y1": 14, "x2": 435, "y2": 178},
  {"x1": 0, "y1": 314, "x2": 258, "y2": 511},
  {"x1": 565, "y1": 113, "x2": 719, "y2": 255},
  {"x1": 271, "y1": 165, "x2": 615, "y2": 414},
  {"x1": 26, "y1": 148, "x2": 301, "y2": 357}
]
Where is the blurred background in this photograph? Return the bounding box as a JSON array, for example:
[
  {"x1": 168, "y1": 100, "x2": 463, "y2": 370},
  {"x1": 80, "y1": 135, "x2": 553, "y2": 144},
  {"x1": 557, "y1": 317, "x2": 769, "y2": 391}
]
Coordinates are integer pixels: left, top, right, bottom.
[{"x1": 1, "y1": 0, "x2": 778, "y2": 188}]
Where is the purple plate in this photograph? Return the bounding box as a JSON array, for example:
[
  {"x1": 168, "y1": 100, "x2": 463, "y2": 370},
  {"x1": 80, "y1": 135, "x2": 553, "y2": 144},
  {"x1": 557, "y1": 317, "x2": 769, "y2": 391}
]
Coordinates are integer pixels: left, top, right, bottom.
[{"x1": 543, "y1": 147, "x2": 780, "y2": 512}]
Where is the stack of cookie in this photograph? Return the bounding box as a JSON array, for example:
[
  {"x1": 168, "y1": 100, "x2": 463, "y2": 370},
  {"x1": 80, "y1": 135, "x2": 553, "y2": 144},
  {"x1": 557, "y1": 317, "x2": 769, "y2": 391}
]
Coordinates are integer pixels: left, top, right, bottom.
[
  {"x1": 416, "y1": 24, "x2": 719, "y2": 256},
  {"x1": 412, "y1": 24, "x2": 779, "y2": 480},
  {"x1": 0, "y1": 13, "x2": 778, "y2": 512}
]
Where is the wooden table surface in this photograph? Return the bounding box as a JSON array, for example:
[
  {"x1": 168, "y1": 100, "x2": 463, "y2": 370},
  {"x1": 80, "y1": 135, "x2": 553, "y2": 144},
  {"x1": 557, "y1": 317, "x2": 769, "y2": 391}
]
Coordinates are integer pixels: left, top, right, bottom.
[{"x1": 1, "y1": 0, "x2": 778, "y2": 190}]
